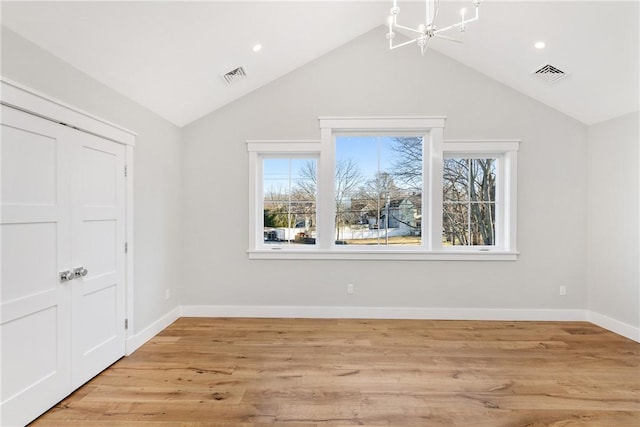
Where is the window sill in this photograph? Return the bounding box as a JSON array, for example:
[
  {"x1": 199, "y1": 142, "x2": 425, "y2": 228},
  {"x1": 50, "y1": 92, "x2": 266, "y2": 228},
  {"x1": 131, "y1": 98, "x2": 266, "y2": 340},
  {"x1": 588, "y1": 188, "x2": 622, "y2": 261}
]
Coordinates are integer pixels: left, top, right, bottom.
[{"x1": 247, "y1": 249, "x2": 519, "y2": 261}]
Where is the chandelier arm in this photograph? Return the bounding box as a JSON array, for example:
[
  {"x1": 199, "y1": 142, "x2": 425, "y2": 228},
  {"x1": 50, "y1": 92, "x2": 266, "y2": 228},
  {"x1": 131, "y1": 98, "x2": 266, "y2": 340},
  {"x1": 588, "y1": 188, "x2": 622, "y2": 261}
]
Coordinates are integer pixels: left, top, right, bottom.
[
  {"x1": 432, "y1": 0, "x2": 441, "y2": 27},
  {"x1": 425, "y1": 36, "x2": 434, "y2": 50},
  {"x1": 390, "y1": 38, "x2": 420, "y2": 50},
  {"x1": 434, "y1": 6, "x2": 479, "y2": 34},
  {"x1": 420, "y1": 36, "x2": 434, "y2": 55},
  {"x1": 393, "y1": 23, "x2": 427, "y2": 35}
]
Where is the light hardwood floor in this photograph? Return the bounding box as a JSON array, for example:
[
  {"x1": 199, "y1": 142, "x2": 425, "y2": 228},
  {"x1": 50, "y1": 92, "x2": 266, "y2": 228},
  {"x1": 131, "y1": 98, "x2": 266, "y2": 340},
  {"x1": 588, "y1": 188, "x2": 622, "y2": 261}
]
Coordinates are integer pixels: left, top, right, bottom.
[{"x1": 32, "y1": 318, "x2": 639, "y2": 426}]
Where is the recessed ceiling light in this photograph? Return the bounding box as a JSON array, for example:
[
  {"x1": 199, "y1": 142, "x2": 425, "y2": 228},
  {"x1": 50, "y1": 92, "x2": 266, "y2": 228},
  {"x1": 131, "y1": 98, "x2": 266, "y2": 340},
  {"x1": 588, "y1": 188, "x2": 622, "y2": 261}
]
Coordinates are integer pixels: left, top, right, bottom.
[
  {"x1": 252, "y1": 44, "x2": 262, "y2": 53},
  {"x1": 534, "y1": 41, "x2": 546, "y2": 49}
]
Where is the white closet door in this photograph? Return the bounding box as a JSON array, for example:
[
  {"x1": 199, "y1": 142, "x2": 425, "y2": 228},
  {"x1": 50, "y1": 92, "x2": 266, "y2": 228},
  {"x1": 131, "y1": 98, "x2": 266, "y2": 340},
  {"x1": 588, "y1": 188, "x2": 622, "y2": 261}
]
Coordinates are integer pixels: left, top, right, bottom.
[
  {"x1": 70, "y1": 130, "x2": 126, "y2": 388},
  {"x1": 1, "y1": 105, "x2": 127, "y2": 426},
  {"x1": 1, "y1": 106, "x2": 73, "y2": 427}
]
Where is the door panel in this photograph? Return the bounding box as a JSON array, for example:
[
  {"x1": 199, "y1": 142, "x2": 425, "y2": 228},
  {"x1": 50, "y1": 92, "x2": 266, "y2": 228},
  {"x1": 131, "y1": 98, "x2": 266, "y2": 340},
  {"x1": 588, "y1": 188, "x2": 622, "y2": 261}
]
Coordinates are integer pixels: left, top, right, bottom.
[
  {"x1": 80, "y1": 146, "x2": 117, "y2": 207},
  {"x1": 81, "y1": 220, "x2": 117, "y2": 276},
  {"x1": 0, "y1": 125, "x2": 57, "y2": 206},
  {"x1": 1, "y1": 106, "x2": 72, "y2": 427},
  {"x1": 71, "y1": 131, "x2": 126, "y2": 388},
  {"x1": 1, "y1": 222, "x2": 57, "y2": 302},
  {"x1": 1, "y1": 306, "x2": 59, "y2": 399},
  {"x1": 78, "y1": 285, "x2": 118, "y2": 352}
]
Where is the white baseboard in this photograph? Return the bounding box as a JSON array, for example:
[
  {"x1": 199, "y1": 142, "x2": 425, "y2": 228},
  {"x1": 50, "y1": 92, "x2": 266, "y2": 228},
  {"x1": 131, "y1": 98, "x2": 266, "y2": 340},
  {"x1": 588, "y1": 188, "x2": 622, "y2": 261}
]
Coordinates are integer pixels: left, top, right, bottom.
[
  {"x1": 588, "y1": 310, "x2": 640, "y2": 342},
  {"x1": 180, "y1": 305, "x2": 588, "y2": 322},
  {"x1": 125, "y1": 306, "x2": 180, "y2": 355}
]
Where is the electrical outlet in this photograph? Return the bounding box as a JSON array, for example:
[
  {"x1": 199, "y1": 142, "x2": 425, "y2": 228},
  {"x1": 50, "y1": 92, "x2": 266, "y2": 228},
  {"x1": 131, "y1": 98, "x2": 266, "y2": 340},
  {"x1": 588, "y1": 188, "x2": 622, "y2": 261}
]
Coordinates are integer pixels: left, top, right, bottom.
[
  {"x1": 559, "y1": 286, "x2": 567, "y2": 296},
  {"x1": 165, "y1": 289, "x2": 171, "y2": 300},
  {"x1": 347, "y1": 283, "x2": 354, "y2": 294}
]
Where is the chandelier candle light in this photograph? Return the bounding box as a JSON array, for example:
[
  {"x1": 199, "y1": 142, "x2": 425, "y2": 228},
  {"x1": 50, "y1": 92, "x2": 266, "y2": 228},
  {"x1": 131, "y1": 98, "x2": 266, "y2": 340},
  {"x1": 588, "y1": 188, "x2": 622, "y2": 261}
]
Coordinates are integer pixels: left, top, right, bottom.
[{"x1": 387, "y1": 0, "x2": 481, "y2": 55}]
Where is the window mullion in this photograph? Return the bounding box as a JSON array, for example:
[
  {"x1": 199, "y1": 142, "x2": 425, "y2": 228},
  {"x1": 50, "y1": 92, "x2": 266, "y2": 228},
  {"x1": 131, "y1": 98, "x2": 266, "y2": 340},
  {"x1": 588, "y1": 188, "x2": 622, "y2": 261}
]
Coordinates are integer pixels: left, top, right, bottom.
[
  {"x1": 467, "y1": 160, "x2": 472, "y2": 245},
  {"x1": 287, "y1": 159, "x2": 292, "y2": 230},
  {"x1": 426, "y1": 127, "x2": 444, "y2": 251},
  {"x1": 317, "y1": 127, "x2": 335, "y2": 249}
]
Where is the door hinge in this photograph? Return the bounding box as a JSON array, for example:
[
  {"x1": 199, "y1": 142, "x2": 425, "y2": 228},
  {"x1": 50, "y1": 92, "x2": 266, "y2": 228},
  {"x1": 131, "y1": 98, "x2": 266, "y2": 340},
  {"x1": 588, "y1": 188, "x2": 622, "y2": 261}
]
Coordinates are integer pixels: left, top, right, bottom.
[
  {"x1": 125, "y1": 318, "x2": 129, "y2": 330},
  {"x1": 124, "y1": 165, "x2": 128, "y2": 177},
  {"x1": 125, "y1": 242, "x2": 128, "y2": 254}
]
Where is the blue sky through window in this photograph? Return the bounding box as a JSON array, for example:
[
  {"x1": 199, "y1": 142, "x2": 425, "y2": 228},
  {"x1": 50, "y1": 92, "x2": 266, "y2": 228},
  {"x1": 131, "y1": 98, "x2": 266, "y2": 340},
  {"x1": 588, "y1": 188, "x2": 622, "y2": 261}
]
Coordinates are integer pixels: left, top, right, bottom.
[
  {"x1": 262, "y1": 136, "x2": 421, "y2": 192},
  {"x1": 336, "y1": 136, "x2": 396, "y2": 180},
  {"x1": 263, "y1": 158, "x2": 313, "y2": 194}
]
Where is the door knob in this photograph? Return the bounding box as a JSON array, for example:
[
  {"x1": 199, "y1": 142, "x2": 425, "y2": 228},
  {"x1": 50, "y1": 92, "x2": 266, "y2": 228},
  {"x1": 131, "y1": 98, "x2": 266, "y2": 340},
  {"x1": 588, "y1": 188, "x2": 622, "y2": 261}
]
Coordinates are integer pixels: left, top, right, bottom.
[
  {"x1": 73, "y1": 267, "x2": 88, "y2": 278},
  {"x1": 59, "y1": 270, "x2": 74, "y2": 282}
]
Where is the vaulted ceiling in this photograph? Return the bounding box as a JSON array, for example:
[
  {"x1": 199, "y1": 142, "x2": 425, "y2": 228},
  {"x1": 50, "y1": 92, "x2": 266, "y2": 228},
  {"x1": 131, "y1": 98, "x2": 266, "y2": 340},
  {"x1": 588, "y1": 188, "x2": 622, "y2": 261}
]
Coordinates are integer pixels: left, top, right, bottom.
[{"x1": 2, "y1": 1, "x2": 638, "y2": 127}]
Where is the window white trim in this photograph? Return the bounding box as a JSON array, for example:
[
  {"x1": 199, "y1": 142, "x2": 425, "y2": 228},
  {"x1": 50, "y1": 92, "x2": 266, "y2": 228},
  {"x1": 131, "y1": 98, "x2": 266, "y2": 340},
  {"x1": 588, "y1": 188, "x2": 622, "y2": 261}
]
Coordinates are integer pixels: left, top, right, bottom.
[
  {"x1": 247, "y1": 120, "x2": 519, "y2": 261},
  {"x1": 246, "y1": 139, "x2": 319, "y2": 153},
  {"x1": 247, "y1": 249, "x2": 518, "y2": 260},
  {"x1": 247, "y1": 140, "x2": 321, "y2": 250},
  {"x1": 320, "y1": 117, "x2": 445, "y2": 251},
  {"x1": 318, "y1": 116, "x2": 447, "y2": 131},
  {"x1": 441, "y1": 140, "x2": 520, "y2": 253}
]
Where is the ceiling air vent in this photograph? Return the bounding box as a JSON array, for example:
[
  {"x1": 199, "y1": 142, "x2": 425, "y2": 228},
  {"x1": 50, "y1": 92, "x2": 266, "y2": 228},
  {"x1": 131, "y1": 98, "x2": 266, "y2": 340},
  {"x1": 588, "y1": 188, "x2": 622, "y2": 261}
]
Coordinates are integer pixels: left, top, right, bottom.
[
  {"x1": 532, "y1": 64, "x2": 569, "y2": 84},
  {"x1": 221, "y1": 66, "x2": 247, "y2": 86}
]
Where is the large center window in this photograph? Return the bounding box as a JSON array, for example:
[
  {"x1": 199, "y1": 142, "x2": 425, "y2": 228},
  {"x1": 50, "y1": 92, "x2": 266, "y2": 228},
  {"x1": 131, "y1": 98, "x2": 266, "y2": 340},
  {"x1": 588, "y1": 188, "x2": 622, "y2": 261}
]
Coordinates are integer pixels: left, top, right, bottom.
[{"x1": 335, "y1": 136, "x2": 422, "y2": 246}]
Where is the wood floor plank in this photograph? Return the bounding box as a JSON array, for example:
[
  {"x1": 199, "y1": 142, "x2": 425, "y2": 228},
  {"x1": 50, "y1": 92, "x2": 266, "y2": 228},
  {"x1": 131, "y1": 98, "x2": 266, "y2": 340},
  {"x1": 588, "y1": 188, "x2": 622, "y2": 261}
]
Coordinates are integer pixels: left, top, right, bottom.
[{"x1": 30, "y1": 318, "x2": 640, "y2": 426}]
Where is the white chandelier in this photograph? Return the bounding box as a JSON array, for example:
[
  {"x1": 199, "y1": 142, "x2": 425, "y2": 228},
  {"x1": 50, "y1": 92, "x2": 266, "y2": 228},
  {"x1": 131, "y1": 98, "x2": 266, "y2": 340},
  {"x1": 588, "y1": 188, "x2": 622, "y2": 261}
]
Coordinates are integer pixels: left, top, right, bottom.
[{"x1": 387, "y1": 0, "x2": 481, "y2": 55}]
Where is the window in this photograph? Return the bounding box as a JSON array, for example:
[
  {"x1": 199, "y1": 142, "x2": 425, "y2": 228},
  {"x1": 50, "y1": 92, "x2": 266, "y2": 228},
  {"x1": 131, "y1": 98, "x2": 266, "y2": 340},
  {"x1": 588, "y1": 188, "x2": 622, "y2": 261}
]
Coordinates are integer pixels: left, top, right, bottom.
[
  {"x1": 262, "y1": 157, "x2": 317, "y2": 246},
  {"x1": 247, "y1": 119, "x2": 519, "y2": 260},
  {"x1": 443, "y1": 157, "x2": 497, "y2": 247},
  {"x1": 334, "y1": 136, "x2": 422, "y2": 246}
]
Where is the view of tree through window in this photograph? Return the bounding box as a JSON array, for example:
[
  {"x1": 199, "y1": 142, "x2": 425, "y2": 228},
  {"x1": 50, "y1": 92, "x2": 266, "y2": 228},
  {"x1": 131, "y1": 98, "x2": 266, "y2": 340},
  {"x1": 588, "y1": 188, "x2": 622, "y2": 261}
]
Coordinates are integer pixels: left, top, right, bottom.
[
  {"x1": 262, "y1": 158, "x2": 317, "y2": 245},
  {"x1": 443, "y1": 158, "x2": 497, "y2": 246},
  {"x1": 334, "y1": 136, "x2": 423, "y2": 246}
]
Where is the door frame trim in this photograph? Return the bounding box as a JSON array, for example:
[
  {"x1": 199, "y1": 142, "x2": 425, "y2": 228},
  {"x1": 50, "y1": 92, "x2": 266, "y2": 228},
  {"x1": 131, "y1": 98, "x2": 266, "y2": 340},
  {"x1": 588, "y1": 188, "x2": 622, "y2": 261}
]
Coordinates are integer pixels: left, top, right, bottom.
[{"x1": 1, "y1": 77, "x2": 137, "y2": 347}]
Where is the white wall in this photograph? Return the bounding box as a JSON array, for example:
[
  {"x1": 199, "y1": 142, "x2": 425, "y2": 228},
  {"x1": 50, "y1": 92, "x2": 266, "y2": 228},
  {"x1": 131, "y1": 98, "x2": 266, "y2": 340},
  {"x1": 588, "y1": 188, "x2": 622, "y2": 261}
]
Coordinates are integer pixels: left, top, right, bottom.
[
  {"x1": 1, "y1": 27, "x2": 182, "y2": 334},
  {"x1": 587, "y1": 112, "x2": 640, "y2": 331},
  {"x1": 3, "y1": 21, "x2": 636, "y2": 336},
  {"x1": 181, "y1": 28, "x2": 589, "y2": 314}
]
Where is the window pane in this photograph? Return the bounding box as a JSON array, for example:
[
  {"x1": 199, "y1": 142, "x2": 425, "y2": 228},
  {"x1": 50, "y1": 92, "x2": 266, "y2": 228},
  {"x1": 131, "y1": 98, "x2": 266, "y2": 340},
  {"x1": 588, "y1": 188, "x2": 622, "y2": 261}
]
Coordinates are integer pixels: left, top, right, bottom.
[
  {"x1": 443, "y1": 202, "x2": 469, "y2": 245},
  {"x1": 443, "y1": 158, "x2": 469, "y2": 202},
  {"x1": 263, "y1": 158, "x2": 316, "y2": 245},
  {"x1": 443, "y1": 157, "x2": 497, "y2": 247},
  {"x1": 335, "y1": 136, "x2": 422, "y2": 246},
  {"x1": 470, "y1": 202, "x2": 496, "y2": 245},
  {"x1": 470, "y1": 159, "x2": 496, "y2": 202}
]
